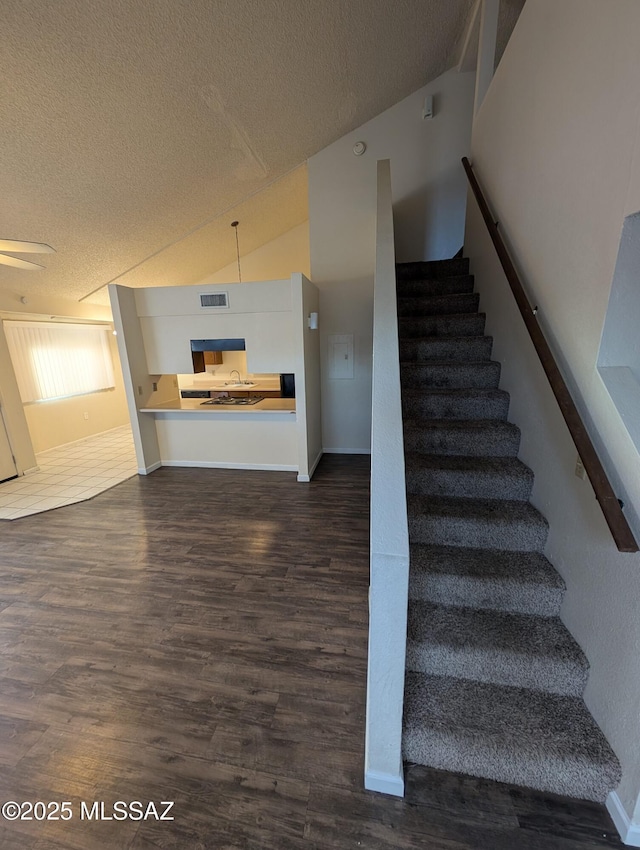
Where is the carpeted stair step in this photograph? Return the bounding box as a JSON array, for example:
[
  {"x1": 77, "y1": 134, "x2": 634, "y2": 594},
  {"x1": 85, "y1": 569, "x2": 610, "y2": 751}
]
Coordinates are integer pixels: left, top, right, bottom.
[
  {"x1": 406, "y1": 600, "x2": 588, "y2": 696},
  {"x1": 404, "y1": 455, "x2": 534, "y2": 501},
  {"x1": 397, "y1": 254, "x2": 622, "y2": 805},
  {"x1": 401, "y1": 360, "x2": 500, "y2": 390},
  {"x1": 396, "y1": 258, "x2": 470, "y2": 280},
  {"x1": 402, "y1": 388, "x2": 510, "y2": 421},
  {"x1": 397, "y1": 292, "x2": 479, "y2": 317},
  {"x1": 407, "y1": 494, "x2": 549, "y2": 551},
  {"x1": 403, "y1": 419, "x2": 521, "y2": 456},
  {"x1": 408, "y1": 545, "x2": 565, "y2": 617},
  {"x1": 403, "y1": 672, "x2": 622, "y2": 802},
  {"x1": 396, "y1": 274, "x2": 475, "y2": 298},
  {"x1": 399, "y1": 313, "x2": 486, "y2": 338},
  {"x1": 399, "y1": 335, "x2": 492, "y2": 363}
]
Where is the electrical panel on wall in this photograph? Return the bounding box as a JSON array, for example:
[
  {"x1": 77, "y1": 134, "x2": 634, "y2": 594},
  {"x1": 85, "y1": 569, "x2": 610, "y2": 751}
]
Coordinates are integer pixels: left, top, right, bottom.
[{"x1": 327, "y1": 334, "x2": 354, "y2": 380}]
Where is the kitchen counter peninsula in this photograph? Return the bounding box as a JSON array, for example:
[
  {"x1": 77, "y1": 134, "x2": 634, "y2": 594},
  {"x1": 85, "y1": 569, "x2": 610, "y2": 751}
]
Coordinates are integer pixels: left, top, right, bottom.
[
  {"x1": 138, "y1": 396, "x2": 298, "y2": 472},
  {"x1": 140, "y1": 398, "x2": 295, "y2": 414},
  {"x1": 109, "y1": 273, "x2": 320, "y2": 481}
]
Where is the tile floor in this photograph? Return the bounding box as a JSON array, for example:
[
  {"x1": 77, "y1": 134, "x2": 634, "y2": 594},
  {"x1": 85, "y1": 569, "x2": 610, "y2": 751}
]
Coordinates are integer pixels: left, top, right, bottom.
[{"x1": 0, "y1": 425, "x2": 137, "y2": 520}]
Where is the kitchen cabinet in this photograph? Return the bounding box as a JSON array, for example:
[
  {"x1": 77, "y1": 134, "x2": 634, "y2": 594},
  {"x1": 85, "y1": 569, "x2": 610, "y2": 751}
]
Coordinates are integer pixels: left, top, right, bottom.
[
  {"x1": 192, "y1": 350, "x2": 223, "y2": 372},
  {"x1": 180, "y1": 390, "x2": 211, "y2": 399}
]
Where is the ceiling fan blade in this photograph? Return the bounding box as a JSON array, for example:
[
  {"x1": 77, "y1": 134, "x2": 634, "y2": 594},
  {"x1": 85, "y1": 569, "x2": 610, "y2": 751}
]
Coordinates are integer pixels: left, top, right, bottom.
[
  {"x1": 0, "y1": 239, "x2": 55, "y2": 254},
  {"x1": 0, "y1": 253, "x2": 45, "y2": 270}
]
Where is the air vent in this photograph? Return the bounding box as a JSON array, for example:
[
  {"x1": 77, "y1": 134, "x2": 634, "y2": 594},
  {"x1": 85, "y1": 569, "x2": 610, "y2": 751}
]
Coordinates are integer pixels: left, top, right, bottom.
[{"x1": 199, "y1": 292, "x2": 229, "y2": 309}]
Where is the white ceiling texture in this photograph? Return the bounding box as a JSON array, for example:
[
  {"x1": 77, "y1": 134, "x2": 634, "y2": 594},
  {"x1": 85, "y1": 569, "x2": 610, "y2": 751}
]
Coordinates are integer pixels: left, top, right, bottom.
[{"x1": 0, "y1": 0, "x2": 523, "y2": 306}]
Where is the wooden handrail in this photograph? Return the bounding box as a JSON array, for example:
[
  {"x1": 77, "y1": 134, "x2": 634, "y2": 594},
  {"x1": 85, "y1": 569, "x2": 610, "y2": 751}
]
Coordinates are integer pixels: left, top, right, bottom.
[{"x1": 462, "y1": 156, "x2": 638, "y2": 553}]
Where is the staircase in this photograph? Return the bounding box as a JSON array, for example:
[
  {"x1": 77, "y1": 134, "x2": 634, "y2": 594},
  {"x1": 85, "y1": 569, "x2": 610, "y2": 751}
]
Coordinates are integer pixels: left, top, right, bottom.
[{"x1": 397, "y1": 257, "x2": 621, "y2": 802}]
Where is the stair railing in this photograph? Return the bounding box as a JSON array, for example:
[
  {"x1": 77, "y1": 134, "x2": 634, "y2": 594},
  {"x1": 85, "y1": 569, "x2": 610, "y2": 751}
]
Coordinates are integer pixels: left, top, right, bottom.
[
  {"x1": 462, "y1": 156, "x2": 638, "y2": 553},
  {"x1": 365, "y1": 159, "x2": 410, "y2": 796}
]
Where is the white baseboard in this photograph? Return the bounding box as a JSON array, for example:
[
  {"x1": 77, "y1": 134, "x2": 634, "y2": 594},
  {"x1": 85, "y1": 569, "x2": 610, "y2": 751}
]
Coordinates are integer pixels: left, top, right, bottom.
[
  {"x1": 607, "y1": 792, "x2": 640, "y2": 846},
  {"x1": 364, "y1": 769, "x2": 404, "y2": 797},
  {"x1": 22, "y1": 466, "x2": 41, "y2": 476},
  {"x1": 323, "y1": 447, "x2": 371, "y2": 455},
  {"x1": 138, "y1": 461, "x2": 162, "y2": 475},
  {"x1": 159, "y1": 460, "x2": 298, "y2": 472},
  {"x1": 298, "y1": 450, "x2": 324, "y2": 482},
  {"x1": 36, "y1": 423, "x2": 130, "y2": 454},
  {"x1": 309, "y1": 448, "x2": 323, "y2": 476}
]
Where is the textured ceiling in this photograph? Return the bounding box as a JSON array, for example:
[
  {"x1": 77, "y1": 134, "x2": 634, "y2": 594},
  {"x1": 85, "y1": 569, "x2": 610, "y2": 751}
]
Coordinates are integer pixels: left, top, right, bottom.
[{"x1": 0, "y1": 0, "x2": 498, "y2": 306}]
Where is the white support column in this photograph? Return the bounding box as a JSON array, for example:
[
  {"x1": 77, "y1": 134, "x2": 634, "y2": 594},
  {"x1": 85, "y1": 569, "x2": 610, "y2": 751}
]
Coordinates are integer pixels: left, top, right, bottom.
[
  {"x1": 474, "y1": 0, "x2": 500, "y2": 115},
  {"x1": 109, "y1": 284, "x2": 162, "y2": 474}
]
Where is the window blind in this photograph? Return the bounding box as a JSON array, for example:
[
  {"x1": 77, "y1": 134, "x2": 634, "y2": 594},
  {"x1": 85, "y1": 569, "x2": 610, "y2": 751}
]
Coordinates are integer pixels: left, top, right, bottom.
[{"x1": 4, "y1": 321, "x2": 115, "y2": 403}]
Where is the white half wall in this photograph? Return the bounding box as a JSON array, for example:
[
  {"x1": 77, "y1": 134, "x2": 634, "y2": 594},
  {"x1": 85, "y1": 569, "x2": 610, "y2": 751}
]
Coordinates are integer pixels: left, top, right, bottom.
[
  {"x1": 466, "y1": 0, "x2": 640, "y2": 830},
  {"x1": 365, "y1": 160, "x2": 409, "y2": 797},
  {"x1": 309, "y1": 68, "x2": 475, "y2": 452},
  {"x1": 153, "y1": 413, "x2": 298, "y2": 470}
]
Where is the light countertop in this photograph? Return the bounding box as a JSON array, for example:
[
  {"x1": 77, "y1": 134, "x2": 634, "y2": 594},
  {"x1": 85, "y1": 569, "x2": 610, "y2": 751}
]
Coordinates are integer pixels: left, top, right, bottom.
[{"x1": 140, "y1": 397, "x2": 295, "y2": 414}]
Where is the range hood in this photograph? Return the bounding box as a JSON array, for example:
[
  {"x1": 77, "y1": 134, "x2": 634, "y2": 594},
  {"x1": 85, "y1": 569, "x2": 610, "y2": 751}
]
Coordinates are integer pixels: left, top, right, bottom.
[{"x1": 190, "y1": 338, "x2": 245, "y2": 352}]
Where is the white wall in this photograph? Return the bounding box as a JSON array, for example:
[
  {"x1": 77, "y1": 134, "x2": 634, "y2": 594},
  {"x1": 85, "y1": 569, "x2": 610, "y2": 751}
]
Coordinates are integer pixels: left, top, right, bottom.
[
  {"x1": 134, "y1": 280, "x2": 294, "y2": 375},
  {"x1": 308, "y1": 69, "x2": 475, "y2": 452},
  {"x1": 201, "y1": 222, "x2": 310, "y2": 284},
  {"x1": 466, "y1": 0, "x2": 640, "y2": 829}
]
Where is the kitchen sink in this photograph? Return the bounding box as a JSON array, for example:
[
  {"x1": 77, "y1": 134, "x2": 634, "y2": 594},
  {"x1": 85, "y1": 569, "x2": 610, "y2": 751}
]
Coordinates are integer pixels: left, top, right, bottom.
[{"x1": 223, "y1": 381, "x2": 256, "y2": 388}]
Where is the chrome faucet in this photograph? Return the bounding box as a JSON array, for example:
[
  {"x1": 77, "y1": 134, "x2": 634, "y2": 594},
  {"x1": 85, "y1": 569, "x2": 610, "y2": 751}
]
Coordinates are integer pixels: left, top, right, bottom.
[{"x1": 230, "y1": 369, "x2": 241, "y2": 384}]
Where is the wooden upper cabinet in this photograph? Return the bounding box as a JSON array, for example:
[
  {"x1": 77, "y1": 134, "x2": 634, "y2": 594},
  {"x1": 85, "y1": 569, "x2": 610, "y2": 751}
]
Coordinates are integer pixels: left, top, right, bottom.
[{"x1": 192, "y1": 350, "x2": 223, "y2": 372}]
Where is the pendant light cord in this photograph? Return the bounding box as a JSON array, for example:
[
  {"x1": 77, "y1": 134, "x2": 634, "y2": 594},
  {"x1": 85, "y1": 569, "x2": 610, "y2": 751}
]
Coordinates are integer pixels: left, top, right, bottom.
[{"x1": 231, "y1": 221, "x2": 241, "y2": 282}]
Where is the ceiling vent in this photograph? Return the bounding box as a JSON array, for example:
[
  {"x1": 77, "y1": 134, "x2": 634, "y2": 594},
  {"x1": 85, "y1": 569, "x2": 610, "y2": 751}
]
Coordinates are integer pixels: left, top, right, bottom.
[{"x1": 199, "y1": 292, "x2": 229, "y2": 309}]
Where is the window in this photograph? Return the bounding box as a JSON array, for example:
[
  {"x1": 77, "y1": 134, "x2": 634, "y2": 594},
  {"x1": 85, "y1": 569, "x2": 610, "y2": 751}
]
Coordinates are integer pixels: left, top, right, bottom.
[{"x1": 4, "y1": 321, "x2": 115, "y2": 403}]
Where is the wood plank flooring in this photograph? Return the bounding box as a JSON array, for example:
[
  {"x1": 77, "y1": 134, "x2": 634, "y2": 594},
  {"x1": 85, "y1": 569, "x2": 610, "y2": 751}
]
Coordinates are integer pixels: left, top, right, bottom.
[{"x1": 0, "y1": 455, "x2": 623, "y2": 848}]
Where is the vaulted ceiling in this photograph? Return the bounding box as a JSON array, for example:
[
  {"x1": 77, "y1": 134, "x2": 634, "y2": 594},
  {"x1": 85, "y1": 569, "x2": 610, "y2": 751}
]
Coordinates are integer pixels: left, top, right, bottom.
[{"x1": 0, "y1": 0, "x2": 523, "y2": 307}]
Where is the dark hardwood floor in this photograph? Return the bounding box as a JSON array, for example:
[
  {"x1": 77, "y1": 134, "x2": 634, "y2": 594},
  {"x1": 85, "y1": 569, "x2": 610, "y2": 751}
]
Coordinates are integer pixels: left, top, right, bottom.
[{"x1": 0, "y1": 455, "x2": 623, "y2": 849}]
